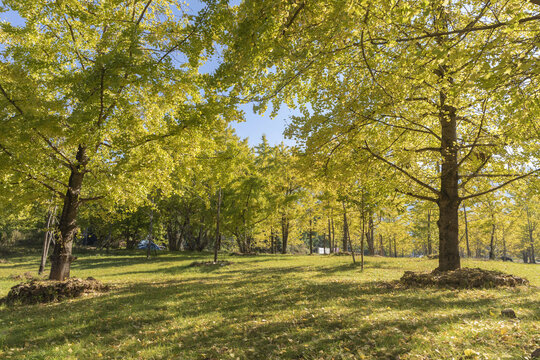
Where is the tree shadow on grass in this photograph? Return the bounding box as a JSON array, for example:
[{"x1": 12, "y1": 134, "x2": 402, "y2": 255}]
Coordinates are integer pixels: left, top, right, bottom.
[{"x1": 1, "y1": 266, "x2": 538, "y2": 359}]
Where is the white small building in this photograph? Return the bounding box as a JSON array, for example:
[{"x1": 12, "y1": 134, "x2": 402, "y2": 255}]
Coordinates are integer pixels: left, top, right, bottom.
[{"x1": 317, "y1": 247, "x2": 330, "y2": 254}]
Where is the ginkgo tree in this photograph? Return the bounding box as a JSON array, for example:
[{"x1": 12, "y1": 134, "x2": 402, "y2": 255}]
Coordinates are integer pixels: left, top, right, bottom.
[
  {"x1": 219, "y1": 0, "x2": 540, "y2": 271},
  {"x1": 0, "y1": 0, "x2": 233, "y2": 279}
]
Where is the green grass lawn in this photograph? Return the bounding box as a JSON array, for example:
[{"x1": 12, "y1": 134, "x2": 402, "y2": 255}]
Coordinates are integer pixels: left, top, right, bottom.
[{"x1": 0, "y1": 252, "x2": 538, "y2": 359}]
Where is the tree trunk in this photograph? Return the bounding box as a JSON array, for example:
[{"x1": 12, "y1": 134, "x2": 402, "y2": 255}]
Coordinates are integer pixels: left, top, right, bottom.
[
  {"x1": 393, "y1": 236, "x2": 397, "y2": 258},
  {"x1": 270, "y1": 227, "x2": 275, "y2": 254},
  {"x1": 327, "y1": 217, "x2": 331, "y2": 254},
  {"x1": 49, "y1": 145, "x2": 88, "y2": 280},
  {"x1": 488, "y1": 219, "x2": 496, "y2": 260},
  {"x1": 309, "y1": 218, "x2": 313, "y2": 255},
  {"x1": 463, "y1": 204, "x2": 471, "y2": 257},
  {"x1": 330, "y1": 215, "x2": 335, "y2": 253},
  {"x1": 281, "y1": 214, "x2": 289, "y2": 254},
  {"x1": 214, "y1": 187, "x2": 222, "y2": 263},
  {"x1": 367, "y1": 213, "x2": 375, "y2": 255},
  {"x1": 39, "y1": 206, "x2": 56, "y2": 275},
  {"x1": 360, "y1": 207, "x2": 365, "y2": 270},
  {"x1": 342, "y1": 205, "x2": 348, "y2": 252},
  {"x1": 147, "y1": 205, "x2": 154, "y2": 259},
  {"x1": 502, "y1": 232, "x2": 506, "y2": 260},
  {"x1": 343, "y1": 202, "x2": 355, "y2": 263},
  {"x1": 427, "y1": 209, "x2": 432, "y2": 255},
  {"x1": 437, "y1": 93, "x2": 461, "y2": 271},
  {"x1": 526, "y1": 207, "x2": 536, "y2": 264}
]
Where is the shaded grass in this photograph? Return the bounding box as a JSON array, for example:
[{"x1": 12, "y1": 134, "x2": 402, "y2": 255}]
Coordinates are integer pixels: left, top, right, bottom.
[{"x1": 0, "y1": 252, "x2": 538, "y2": 359}]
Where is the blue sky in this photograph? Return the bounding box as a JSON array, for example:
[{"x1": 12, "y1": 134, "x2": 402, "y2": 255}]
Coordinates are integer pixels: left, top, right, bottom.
[{"x1": 0, "y1": 1, "x2": 295, "y2": 148}]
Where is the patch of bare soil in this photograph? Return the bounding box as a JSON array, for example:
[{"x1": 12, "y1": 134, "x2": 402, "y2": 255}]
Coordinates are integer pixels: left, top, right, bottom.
[
  {"x1": 2, "y1": 277, "x2": 109, "y2": 305},
  {"x1": 399, "y1": 268, "x2": 529, "y2": 289},
  {"x1": 189, "y1": 260, "x2": 232, "y2": 267},
  {"x1": 229, "y1": 252, "x2": 257, "y2": 256}
]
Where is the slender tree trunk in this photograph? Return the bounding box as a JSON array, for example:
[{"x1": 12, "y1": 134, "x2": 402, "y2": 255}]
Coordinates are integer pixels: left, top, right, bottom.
[
  {"x1": 427, "y1": 209, "x2": 432, "y2": 255},
  {"x1": 330, "y1": 215, "x2": 335, "y2": 253},
  {"x1": 379, "y1": 234, "x2": 384, "y2": 256},
  {"x1": 437, "y1": 91, "x2": 461, "y2": 271},
  {"x1": 49, "y1": 145, "x2": 87, "y2": 281},
  {"x1": 489, "y1": 218, "x2": 496, "y2": 260},
  {"x1": 342, "y1": 202, "x2": 355, "y2": 263},
  {"x1": 393, "y1": 236, "x2": 397, "y2": 258},
  {"x1": 214, "y1": 187, "x2": 222, "y2": 263},
  {"x1": 463, "y1": 204, "x2": 471, "y2": 257},
  {"x1": 360, "y1": 193, "x2": 365, "y2": 270},
  {"x1": 309, "y1": 218, "x2": 313, "y2": 255},
  {"x1": 281, "y1": 214, "x2": 289, "y2": 254},
  {"x1": 327, "y1": 217, "x2": 331, "y2": 254},
  {"x1": 39, "y1": 206, "x2": 56, "y2": 275},
  {"x1": 147, "y1": 206, "x2": 154, "y2": 259},
  {"x1": 367, "y1": 213, "x2": 375, "y2": 255},
  {"x1": 270, "y1": 227, "x2": 275, "y2": 254},
  {"x1": 342, "y1": 204, "x2": 348, "y2": 252},
  {"x1": 502, "y1": 231, "x2": 507, "y2": 260},
  {"x1": 526, "y1": 207, "x2": 536, "y2": 264}
]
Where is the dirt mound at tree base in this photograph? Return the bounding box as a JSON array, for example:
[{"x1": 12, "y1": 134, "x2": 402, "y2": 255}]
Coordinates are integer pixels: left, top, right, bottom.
[
  {"x1": 2, "y1": 277, "x2": 109, "y2": 305},
  {"x1": 399, "y1": 268, "x2": 529, "y2": 289}
]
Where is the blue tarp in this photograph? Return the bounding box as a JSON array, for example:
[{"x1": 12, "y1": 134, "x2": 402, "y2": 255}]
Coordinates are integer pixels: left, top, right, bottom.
[{"x1": 137, "y1": 239, "x2": 165, "y2": 251}]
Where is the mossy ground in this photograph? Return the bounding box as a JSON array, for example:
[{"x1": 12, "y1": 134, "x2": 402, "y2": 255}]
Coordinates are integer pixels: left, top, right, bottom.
[{"x1": 0, "y1": 252, "x2": 538, "y2": 359}]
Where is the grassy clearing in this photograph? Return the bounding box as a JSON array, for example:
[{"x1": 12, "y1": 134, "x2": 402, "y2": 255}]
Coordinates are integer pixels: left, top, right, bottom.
[{"x1": 0, "y1": 252, "x2": 538, "y2": 359}]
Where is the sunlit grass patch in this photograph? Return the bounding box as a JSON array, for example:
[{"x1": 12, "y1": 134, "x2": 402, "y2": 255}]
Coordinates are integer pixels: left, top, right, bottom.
[{"x1": 0, "y1": 252, "x2": 538, "y2": 359}]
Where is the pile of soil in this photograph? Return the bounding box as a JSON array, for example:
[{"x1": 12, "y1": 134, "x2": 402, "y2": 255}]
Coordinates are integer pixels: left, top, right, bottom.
[
  {"x1": 399, "y1": 268, "x2": 529, "y2": 289},
  {"x1": 2, "y1": 277, "x2": 109, "y2": 305},
  {"x1": 189, "y1": 260, "x2": 232, "y2": 267}
]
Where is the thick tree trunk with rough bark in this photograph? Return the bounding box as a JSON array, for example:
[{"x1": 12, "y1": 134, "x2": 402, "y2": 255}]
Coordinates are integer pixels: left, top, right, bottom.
[
  {"x1": 437, "y1": 95, "x2": 461, "y2": 271},
  {"x1": 49, "y1": 145, "x2": 87, "y2": 281}
]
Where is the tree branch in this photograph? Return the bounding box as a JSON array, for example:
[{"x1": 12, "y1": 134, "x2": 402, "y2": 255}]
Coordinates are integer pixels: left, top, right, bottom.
[
  {"x1": 461, "y1": 169, "x2": 540, "y2": 200},
  {"x1": 362, "y1": 142, "x2": 440, "y2": 195},
  {"x1": 395, "y1": 188, "x2": 438, "y2": 203},
  {"x1": 0, "y1": 82, "x2": 24, "y2": 115}
]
